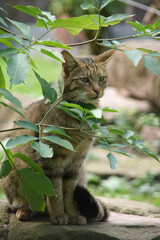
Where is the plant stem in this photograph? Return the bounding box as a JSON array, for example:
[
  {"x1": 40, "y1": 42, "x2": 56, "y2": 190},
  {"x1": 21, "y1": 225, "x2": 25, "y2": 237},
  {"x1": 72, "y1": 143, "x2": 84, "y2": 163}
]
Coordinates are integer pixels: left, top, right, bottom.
[
  {"x1": 39, "y1": 97, "x2": 62, "y2": 125},
  {"x1": 0, "y1": 141, "x2": 21, "y2": 178}
]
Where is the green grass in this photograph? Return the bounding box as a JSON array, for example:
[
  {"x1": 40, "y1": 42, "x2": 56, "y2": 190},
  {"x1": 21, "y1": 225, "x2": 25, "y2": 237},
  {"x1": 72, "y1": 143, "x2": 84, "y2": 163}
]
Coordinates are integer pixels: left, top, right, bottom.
[
  {"x1": 0, "y1": 55, "x2": 62, "y2": 97},
  {"x1": 88, "y1": 173, "x2": 160, "y2": 207}
]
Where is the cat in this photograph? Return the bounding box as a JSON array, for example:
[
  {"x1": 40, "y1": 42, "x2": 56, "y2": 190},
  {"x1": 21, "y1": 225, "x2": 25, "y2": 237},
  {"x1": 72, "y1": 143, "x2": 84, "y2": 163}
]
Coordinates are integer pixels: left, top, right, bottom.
[{"x1": 0, "y1": 49, "x2": 115, "y2": 225}]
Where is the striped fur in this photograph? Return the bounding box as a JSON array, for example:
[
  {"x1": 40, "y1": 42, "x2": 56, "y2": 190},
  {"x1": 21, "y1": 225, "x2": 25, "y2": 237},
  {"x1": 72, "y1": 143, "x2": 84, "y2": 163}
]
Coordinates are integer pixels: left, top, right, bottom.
[{"x1": 0, "y1": 50, "x2": 115, "y2": 225}]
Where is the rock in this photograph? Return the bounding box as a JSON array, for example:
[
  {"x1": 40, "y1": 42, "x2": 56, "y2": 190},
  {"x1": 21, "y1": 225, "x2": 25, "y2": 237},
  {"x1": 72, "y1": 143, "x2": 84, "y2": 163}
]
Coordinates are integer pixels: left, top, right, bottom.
[
  {"x1": 99, "y1": 87, "x2": 152, "y2": 117},
  {"x1": 0, "y1": 199, "x2": 160, "y2": 240},
  {"x1": 140, "y1": 126, "x2": 160, "y2": 152},
  {"x1": 107, "y1": 39, "x2": 160, "y2": 109},
  {"x1": 86, "y1": 148, "x2": 160, "y2": 179}
]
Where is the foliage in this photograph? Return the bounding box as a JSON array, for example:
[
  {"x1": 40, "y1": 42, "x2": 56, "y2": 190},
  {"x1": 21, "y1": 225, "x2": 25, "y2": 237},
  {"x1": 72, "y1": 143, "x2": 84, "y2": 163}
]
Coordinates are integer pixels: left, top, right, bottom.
[
  {"x1": 0, "y1": 0, "x2": 160, "y2": 212},
  {"x1": 88, "y1": 172, "x2": 160, "y2": 207}
]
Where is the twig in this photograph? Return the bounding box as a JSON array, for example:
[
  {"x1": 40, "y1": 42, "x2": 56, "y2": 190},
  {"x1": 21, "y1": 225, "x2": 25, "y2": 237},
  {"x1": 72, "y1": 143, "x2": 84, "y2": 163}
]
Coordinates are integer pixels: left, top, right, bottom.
[
  {"x1": 0, "y1": 127, "x2": 24, "y2": 133},
  {"x1": 119, "y1": 0, "x2": 160, "y2": 16},
  {"x1": 0, "y1": 26, "x2": 27, "y2": 40}
]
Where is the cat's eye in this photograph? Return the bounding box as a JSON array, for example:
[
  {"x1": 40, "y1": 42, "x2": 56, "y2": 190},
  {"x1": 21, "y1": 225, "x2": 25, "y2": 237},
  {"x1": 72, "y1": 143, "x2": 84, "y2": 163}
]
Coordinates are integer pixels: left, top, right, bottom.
[
  {"x1": 99, "y1": 76, "x2": 105, "y2": 82},
  {"x1": 80, "y1": 77, "x2": 89, "y2": 83}
]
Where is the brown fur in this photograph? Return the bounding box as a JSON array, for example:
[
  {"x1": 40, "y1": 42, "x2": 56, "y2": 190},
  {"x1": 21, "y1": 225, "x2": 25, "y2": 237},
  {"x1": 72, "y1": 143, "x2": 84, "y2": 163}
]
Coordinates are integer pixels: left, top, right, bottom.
[{"x1": 0, "y1": 50, "x2": 115, "y2": 225}]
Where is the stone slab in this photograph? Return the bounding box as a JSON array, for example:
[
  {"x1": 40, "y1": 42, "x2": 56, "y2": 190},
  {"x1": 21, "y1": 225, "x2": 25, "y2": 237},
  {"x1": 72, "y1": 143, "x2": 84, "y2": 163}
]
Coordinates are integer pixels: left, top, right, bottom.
[{"x1": 1, "y1": 199, "x2": 160, "y2": 240}]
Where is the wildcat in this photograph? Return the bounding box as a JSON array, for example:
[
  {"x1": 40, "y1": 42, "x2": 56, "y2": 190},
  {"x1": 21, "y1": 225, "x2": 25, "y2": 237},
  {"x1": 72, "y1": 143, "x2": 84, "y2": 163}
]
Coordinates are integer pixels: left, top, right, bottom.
[{"x1": 0, "y1": 49, "x2": 115, "y2": 225}]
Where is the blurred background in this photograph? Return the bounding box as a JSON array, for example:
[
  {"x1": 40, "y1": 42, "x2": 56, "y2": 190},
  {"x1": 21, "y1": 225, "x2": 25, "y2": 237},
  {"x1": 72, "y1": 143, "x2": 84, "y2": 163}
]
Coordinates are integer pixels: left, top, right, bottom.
[{"x1": 0, "y1": 0, "x2": 160, "y2": 208}]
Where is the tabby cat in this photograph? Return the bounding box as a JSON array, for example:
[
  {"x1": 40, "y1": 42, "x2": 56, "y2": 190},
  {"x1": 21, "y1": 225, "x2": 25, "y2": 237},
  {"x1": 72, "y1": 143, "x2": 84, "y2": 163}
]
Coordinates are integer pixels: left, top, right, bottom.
[{"x1": 0, "y1": 49, "x2": 115, "y2": 225}]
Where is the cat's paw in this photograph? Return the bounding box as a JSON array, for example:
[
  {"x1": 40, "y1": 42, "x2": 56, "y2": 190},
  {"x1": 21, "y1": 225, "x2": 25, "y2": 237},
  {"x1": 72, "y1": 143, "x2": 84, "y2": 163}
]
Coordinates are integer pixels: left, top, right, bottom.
[
  {"x1": 16, "y1": 208, "x2": 35, "y2": 221},
  {"x1": 69, "y1": 214, "x2": 87, "y2": 225},
  {"x1": 50, "y1": 214, "x2": 69, "y2": 225}
]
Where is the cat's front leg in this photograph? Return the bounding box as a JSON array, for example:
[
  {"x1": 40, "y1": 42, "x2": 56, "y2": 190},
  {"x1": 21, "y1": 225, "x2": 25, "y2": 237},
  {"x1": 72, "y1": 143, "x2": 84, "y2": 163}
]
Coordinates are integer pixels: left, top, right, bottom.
[
  {"x1": 63, "y1": 174, "x2": 87, "y2": 225},
  {"x1": 47, "y1": 176, "x2": 69, "y2": 225}
]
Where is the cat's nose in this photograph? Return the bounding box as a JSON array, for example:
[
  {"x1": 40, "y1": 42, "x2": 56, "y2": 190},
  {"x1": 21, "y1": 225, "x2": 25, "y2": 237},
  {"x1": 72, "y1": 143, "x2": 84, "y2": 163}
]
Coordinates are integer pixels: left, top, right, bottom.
[{"x1": 93, "y1": 87, "x2": 100, "y2": 94}]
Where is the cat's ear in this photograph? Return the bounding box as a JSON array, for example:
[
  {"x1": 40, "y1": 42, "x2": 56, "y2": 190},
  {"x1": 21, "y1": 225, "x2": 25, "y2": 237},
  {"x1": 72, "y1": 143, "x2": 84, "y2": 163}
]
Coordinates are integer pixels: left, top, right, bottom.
[
  {"x1": 95, "y1": 49, "x2": 115, "y2": 64},
  {"x1": 61, "y1": 50, "x2": 78, "y2": 76}
]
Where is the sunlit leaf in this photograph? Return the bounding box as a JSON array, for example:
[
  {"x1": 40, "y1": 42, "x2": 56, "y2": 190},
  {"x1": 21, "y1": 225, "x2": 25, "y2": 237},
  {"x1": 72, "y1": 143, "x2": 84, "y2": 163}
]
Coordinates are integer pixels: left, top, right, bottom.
[
  {"x1": 41, "y1": 49, "x2": 64, "y2": 62},
  {"x1": 123, "y1": 130, "x2": 134, "y2": 139},
  {"x1": 143, "y1": 54, "x2": 160, "y2": 75},
  {"x1": 7, "y1": 53, "x2": 30, "y2": 87},
  {"x1": 31, "y1": 141, "x2": 53, "y2": 158},
  {"x1": 124, "y1": 49, "x2": 142, "y2": 67},
  {"x1": 43, "y1": 136, "x2": 74, "y2": 151},
  {"x1": 0, "y1": 67, "x2": 5, "y2": 93},
  {"x1": 7, "y1": 18, "x2": 33, "y2": 42},
  {"x1": 34, "y1": 39, "x2": 72, "y2": 50},
  {"x1": 6, "y1": 135, "x2": 38, "y2": 148},
  {"x1": 112, "y1": 149, "x2": 133, "y2": 158}
]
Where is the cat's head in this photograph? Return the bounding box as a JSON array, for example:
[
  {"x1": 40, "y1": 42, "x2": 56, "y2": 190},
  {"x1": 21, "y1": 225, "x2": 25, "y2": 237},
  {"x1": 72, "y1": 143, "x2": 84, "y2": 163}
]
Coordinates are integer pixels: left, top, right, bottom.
[{"x1": 61, "y1": 49, "x2": 115, "y2": 104}]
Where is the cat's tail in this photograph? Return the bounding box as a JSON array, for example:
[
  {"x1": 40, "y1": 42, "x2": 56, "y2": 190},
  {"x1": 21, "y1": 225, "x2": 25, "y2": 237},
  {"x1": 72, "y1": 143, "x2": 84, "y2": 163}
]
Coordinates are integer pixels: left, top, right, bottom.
[{"x1": 74, "y1": 185, "x2": 109, "y2": 222}]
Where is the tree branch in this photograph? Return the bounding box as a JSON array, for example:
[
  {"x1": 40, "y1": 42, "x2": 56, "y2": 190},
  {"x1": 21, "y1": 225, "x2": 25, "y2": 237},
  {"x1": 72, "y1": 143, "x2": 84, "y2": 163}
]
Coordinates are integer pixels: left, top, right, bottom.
[{"x1": 0, "y1": 25, "x2": 135, "y2": 48}]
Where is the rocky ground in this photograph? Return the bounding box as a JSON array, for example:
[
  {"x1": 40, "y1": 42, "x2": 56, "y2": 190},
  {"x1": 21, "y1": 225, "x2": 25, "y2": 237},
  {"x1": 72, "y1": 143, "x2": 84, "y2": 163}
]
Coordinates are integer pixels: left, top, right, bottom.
[{"x1": 0, "y1": 198, "x2": 160, "y2": 240}]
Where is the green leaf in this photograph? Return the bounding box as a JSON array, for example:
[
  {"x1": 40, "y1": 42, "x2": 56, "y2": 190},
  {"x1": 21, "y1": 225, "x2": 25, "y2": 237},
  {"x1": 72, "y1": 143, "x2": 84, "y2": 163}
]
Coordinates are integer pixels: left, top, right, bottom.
[
  {"x1": 0, "y1": 88, "x2": 23, "y2": 110},
  {"x1": 31, "y1": 141, "x2": 53, "y2": 158},
  {"x1": 52, "y1": 14, "x2": 129, "y2": 35},
  {"x1": 143, "y1": 54, "x2": 160, "y2": 75},
  {"x1": 0, "y1": 160, "x2": 12, "y2": 178},
  {"x1": 60, "y1": 101, "x2": 84, "y2": 112},
  {"x1": 6, "y1": 135, "x2": 38, "y2": 148},
  {"x1": 97, "y1": 144, "x2": 110, "y2": 150},
  {"x1": 123, "y1": 130, "x2": 134, "y2": 139},
  {"x1": 43, "y1": 126, "x2": 71, "y2": 139},
  {"x1": 18, "y1": 177, "x2": 46, "y2": 212},
  {"x1": 127, "y1": 21, "x2": 146, "y2": 33},
  {"x1": 109, "y1": 128, "x2": 124, "y2": 135},
  {"x1": 0, "y1": 67, "x2": 5, "y2": 93},
  {"x1": 14, "y1": 120, "x2": 38, "y2": 132},
  {"x1": 102, "y1": 107, "x2": 118, "y2": 113},
  {"x1": 104, "y1": 14, "x2": 134, "y2": 24},
  {"x1": 43, "y1": 136, "x2": 74, "y2": 151},
  {"x1": 91, "y1": 108, "x2": 103, "y2": 118},
  {"x1": 100, "y1": 0, "x2": 114, "y2": 10},
  {"x1": 142, "y1": 148, "x2": 159, "y2": 162},
  {"x1": 112, "y1": 149, "x2": 133, "y2": 158},
  {"x1": 0, "y1": 38, "x2": 13, "y2": 48},
  {"x1": 107, "y1": 152, "x2": 118, "y2": 170},
  {"x1": 13, "y1": 153, "x2": 43, "y2": 174},
  {"x1": 7, "y1": 53, "x2": 30, "y2": 87},
  {"x1": 0, "y1": 33, "x2": 25, "y2": 46},
  {"x1": 0, "y1": 48, "x2": 19, "y2": 57},
  {"x1": 110, "y1": 143, "x2": 127, "y2": 148},
  {"x1": 123, "y1": 49, "x2": 142, "y2": 67},
  {"x1": 41, "y1": 49, "x2": 64, "y2": 62},
  {"x1": 19, "y1": 168, "x2": 56, "y2": 196},
  {"x1": 80, "y1": 3, "x2": 94, "y2": 10},
  {"x1": 14, "y1": 5, "x2": 42, "y2": 18},
  {"x1": 98, "y1": 126, "x2": 109, "y2": 136},
  {"x1": 33, "y1": 71, "x2": 57, "y2": 103},
  {"x1": 34, "y1": 39, "x2": 72, "y2": 50},
  {"x1": 7, "y1": 18, "x2": 33, "y2": 42},
  {"x1": 0, "y1": 17, "x2": 8, "y2": 28},
  {"x1": 0, "y1": 101, "x2": 26, "y2": 119}
]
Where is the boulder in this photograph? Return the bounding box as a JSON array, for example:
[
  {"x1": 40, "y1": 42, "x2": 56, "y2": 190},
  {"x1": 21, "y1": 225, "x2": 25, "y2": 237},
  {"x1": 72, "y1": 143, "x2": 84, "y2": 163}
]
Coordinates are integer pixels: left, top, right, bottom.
[
  {"x1": 0, "y1": 198, "x2": 160, "y2": 240},
  {"x1": 107, "y1": 39, "x2": 160, "y2": 109}
]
